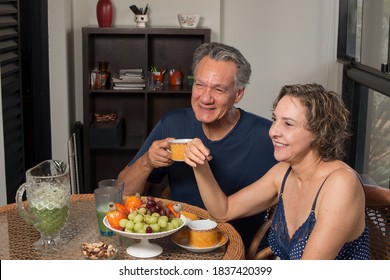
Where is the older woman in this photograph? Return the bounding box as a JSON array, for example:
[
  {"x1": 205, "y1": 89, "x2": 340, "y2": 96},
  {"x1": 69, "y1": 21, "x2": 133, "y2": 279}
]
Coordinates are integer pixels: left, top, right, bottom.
[{"x1": 185, "y1": 83, "x2": 370, "y2": 260}]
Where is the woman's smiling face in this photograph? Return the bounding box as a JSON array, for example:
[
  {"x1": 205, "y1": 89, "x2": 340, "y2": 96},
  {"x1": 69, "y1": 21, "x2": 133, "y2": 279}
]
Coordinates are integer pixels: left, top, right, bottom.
[{"x1": 269, "y1": 95, "x2": 315, "y2": 163}]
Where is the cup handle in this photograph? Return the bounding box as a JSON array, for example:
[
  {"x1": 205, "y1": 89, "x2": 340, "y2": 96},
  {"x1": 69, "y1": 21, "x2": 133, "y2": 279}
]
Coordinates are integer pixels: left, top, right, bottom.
[{"x1": 15, "y1": 183, "x2": 36, "y2": 225}]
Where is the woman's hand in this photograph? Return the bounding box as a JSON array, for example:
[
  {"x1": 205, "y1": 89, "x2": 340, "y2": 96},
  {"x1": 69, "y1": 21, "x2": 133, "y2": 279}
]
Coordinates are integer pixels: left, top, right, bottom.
[{"x1": 184, "y1": 138, "x2": 212, "y2": 167}]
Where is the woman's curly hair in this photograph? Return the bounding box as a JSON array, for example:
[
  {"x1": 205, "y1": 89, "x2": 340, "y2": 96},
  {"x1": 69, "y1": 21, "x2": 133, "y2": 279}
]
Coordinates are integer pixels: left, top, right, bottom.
[{"x1": 272, "y1": 83, "x2": 351, "y2": 161}]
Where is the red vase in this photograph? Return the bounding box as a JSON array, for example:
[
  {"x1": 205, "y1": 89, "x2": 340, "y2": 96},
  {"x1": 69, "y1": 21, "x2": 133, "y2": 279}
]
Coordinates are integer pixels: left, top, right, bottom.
[{"x1": 96, "y1": 0, "x2": 112, "y2": 27}]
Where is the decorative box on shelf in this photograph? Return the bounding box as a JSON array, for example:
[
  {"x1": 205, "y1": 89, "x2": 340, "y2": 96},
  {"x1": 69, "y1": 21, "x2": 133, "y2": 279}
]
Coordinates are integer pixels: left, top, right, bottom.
[{"x1": 90, "y1": 118, "x2": 124, "y2": 148}]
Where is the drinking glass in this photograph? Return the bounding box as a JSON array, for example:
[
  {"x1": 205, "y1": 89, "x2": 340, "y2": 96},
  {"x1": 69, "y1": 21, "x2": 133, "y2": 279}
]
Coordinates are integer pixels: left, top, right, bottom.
[
  {"x1": 94, "y1": 187, "x2": 121, "y2": 236},
  {"x1": 98, "y1": 179, "x2": 124, "y2": 203}
]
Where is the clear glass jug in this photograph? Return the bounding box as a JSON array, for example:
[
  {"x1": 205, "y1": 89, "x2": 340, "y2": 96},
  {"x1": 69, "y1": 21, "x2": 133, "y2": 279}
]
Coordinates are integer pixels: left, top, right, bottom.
[{"x1": 16, "y1": 160, "x2": 71, "y2": 251}]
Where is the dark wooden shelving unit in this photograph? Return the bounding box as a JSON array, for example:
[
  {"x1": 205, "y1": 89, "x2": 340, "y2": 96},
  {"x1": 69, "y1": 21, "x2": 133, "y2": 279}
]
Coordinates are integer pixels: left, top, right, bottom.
[{"x1": 82, "y1": 26, "x2": 211, "y2": 193}]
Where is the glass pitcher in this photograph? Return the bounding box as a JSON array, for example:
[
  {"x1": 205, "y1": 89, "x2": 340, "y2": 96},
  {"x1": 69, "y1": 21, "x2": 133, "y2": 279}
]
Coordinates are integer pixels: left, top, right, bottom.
[{"x1": 16, "y1": 160, "x2": 71, "y2": 251}]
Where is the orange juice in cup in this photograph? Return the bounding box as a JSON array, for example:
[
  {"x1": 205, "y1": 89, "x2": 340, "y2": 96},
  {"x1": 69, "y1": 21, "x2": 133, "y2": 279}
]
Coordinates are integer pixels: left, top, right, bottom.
[
  {"x1": 188, "y1": 219, "x2": 218, "y2": 248},
  {"x1": 169, "y1": 139, "x2": 192, "y2": 161}
]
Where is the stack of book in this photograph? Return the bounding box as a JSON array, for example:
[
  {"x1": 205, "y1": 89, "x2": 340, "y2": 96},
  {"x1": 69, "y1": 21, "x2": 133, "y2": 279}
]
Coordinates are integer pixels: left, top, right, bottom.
[{"x1": 111, "y1": 69, "x2": 145, "y2": 90}]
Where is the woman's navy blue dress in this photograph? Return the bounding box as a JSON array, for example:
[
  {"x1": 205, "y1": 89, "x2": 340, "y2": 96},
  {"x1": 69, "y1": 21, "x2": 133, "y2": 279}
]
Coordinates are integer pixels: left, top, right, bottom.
[{"x1": 268, "y1": 166, "x2": 370, "y2": 260}]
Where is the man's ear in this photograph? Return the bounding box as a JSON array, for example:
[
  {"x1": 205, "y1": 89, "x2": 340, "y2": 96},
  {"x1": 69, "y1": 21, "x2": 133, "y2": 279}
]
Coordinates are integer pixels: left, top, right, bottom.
[{"x1": 234, "y1": 87, "x2": 245, "y2": 103}]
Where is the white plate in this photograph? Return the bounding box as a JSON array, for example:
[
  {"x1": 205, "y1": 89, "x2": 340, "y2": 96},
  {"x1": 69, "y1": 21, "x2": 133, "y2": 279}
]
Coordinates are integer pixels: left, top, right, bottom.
[{"x1": 172, "y1": 228, "x2": 228, "y2": 253}]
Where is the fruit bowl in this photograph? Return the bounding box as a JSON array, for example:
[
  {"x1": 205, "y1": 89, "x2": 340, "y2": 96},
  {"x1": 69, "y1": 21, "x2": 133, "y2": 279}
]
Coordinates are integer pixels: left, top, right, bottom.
[{"x1": 103, "y1": 215, "x2": 188, "y2": 258}]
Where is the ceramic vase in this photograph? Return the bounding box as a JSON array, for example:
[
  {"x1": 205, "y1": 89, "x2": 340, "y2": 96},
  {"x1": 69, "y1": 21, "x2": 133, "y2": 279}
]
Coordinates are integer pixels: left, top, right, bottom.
[{"x1": 96, "y1": 0, "x2": 112, "y2": 27}]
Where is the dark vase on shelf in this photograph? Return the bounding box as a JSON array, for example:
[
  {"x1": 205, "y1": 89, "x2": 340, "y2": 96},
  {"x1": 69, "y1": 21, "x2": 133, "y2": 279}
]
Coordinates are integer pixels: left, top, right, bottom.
[{"x1": 96, "y1": 0, "x2": 112, "y2": 27}]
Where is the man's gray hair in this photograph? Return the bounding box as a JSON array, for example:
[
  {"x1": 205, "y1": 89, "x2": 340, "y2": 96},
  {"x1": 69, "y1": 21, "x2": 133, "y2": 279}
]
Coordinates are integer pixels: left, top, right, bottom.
[{"x1": 192, "y1": 42, "x2": 252, "y2": 90}]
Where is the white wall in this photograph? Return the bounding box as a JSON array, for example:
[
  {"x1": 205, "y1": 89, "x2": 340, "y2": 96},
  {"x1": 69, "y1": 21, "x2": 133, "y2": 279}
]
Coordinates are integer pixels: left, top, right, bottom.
[
  {"x1": 222, "y1": 0, "x2": 341, "y2": 118},
  {"x1": 47, "y1": 0, "x2": 74, "y2": 162}
]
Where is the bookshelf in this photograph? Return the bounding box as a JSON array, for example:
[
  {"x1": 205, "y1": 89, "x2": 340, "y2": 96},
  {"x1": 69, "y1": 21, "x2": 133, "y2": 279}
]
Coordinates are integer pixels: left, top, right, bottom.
[{"x1": 82, "y1": 26, "x2": 211, "y2": 193}]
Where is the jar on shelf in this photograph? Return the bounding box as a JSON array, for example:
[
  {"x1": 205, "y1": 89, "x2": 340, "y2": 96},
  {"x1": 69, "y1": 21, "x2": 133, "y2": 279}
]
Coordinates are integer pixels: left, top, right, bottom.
[
  {"x1": 91, "y1": 67, "x2": 102, "y2": 89},
  {"x1": 98, "y1": 61, "x2": 109, "y2": 88}
]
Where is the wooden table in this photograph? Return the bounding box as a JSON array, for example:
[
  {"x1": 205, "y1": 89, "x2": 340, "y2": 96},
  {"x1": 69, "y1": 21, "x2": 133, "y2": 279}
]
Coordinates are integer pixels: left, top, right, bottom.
[{"x1": 0, "y1": 194, "x2": 245, "y2": 260}]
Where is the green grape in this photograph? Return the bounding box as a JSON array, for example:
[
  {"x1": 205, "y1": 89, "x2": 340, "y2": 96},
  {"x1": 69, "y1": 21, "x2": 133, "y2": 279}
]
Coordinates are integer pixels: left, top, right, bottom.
[
  {"x1": 160, "y1": 225, "x2": 167, "y2": 232},
  {"x1": 151, "y1": 212, "x2": 160, "y2": 218},
  {"x1": 159, "y1": 215, "x2": 168, "y2": 222},
  {"x1": 119, "y1": 218, "x2": 128, "y2": 228},
  {"x1": 134, "y1": 213, "x2": 144, "y2": 224},
  {"x1": 158, "y1": 217, "x2": 167, "y2": 228},
  {"x1": 133, "y1": 222, "x2": 144, "y2": 232},
  {"x1": 137, "y1": 227, "x2": 146, "y2": 233},
  {"x1": 125, "y1": 220, "x2": 135, "y2": 230},
  {"x1": 138, "y1": 207, "x2": 147, "y2": 215},
  {"x1": 165, "y1": 222, "x2": 174, "y2": 231},
  {"x1": 150, "y1": 223, "x2": 160, "y2": 232},
  {"x1": 124, "y1": 227, "x2": 134, "y2": 233},
  {"x1": 148, "y1": 215, "x2": 158, "y2": 224},
  {"x1": 171, "y1": 218, "x2": 183, "y2": 228},
  {"x1": 173, "y1": 217, "x2": 184, "y2": 225},
  {"x1": 128, "y1": 212, "x2": 137, "y2": 221}
]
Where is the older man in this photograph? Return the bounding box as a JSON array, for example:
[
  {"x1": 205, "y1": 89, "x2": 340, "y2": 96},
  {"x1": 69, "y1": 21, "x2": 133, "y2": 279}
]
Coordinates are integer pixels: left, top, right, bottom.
[{"x1": 118, "y1": 42, "x2": 277, "y2": 250}]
